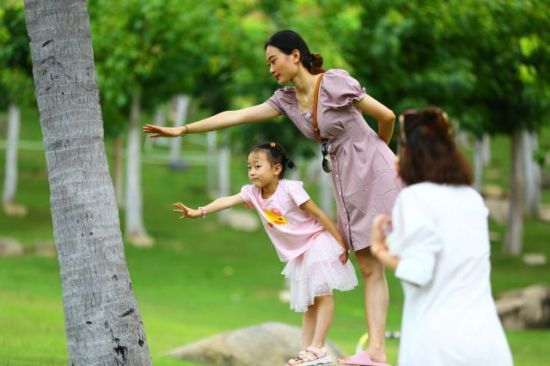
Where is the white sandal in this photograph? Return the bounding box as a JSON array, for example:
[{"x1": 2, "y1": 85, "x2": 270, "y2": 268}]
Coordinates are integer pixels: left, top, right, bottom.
[{"x1": 287, "y1": 346, "x2": 333, "y2": 366}]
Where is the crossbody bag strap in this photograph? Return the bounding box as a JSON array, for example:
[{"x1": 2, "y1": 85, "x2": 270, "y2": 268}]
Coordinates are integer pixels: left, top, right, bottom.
[{"x1": 311, "y1": 73, "x2": 324, "y2": 142}]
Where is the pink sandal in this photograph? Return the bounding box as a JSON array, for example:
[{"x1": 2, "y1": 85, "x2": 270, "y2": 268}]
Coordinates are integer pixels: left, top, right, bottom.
[
  {"x1": 338, "y1": 351, "x2": 390, "y2": 366},
  {"x1": 287, "y1": 346, "x2": 333, "y2": 366}
]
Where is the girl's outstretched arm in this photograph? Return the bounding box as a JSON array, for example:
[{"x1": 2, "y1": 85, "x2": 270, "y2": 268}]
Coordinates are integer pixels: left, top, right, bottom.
[
  {"x1": 173, "y1": 194, "x2": 245, "y2": 219},
  {"x1": 300, "y1": 199, "x2": 349, "y2": 264},
  {"x1": 354, "y1": 94, "x2": 395, "y2": 144},
  {"x1": 144, "y1": 103, "x2": 280, "y2": 138}
]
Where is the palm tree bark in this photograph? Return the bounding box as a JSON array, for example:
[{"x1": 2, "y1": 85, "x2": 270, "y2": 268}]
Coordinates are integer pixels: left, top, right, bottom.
[{"x1": 24, "y1": 0, "x2": 152, "y2": 364}]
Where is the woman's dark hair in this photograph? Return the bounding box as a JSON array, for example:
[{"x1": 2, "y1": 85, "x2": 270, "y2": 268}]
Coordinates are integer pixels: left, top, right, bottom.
[
  {"x1": 398, "y1": 107, "x2": 473, "y2": 186},
  {"x1": 251, "y1": 142, "x2": 295, "y2": 179},
  {"x1": 264, "y1": 30, "x2": 324, "y2": 75}
]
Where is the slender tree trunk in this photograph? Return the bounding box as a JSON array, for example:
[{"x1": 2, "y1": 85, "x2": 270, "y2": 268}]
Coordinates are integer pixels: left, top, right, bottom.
[
  {"x1": 152, "y1": 105, "x2": 168, "y2": 147},
  {"x1": 125, "y1": 92, "x2": 152, "y2": 246},
  {"x1": 24, "y1": 1, "x2": 152, "y2": 364},
  {"x1": 2, "y1": 104, "x2": 20, "y2": 206},
  {"x1": 522, "y1": 131, "x2": 541, "y2": 217},
  {"x1": 473, "y1": 136, "x2": 484, "y2": 192},
  {"x1": 481, "y1": 134, "x2": 491, "y2": 166},
  {"x1": 504, "y1": 131, "x2": 524, "y2": 255},
  {"x1": 113, "y1": 136, "x2": 124, "y2": 208},
  {"x1": 207, "y1": 131, "x2": 218, "y2": 197},
  {"x1": 320, "y1": 169, "x2": 334, "y2": 219},
  {"x1": 169, "y1": 95, "x2": 189, "y2": 170},
  {"x1": 218, "y1": 140, "x2": 230, "y2": 223}
]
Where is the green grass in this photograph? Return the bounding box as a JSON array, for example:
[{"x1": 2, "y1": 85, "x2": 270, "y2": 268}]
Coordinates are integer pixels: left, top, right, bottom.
[{"x1": 0, "y1": 108, "x2": 549, "y2": 365}]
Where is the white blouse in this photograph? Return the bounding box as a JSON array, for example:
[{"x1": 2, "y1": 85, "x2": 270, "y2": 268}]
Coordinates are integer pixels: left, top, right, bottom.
[{"x1": 388, "y1": 183, "x2": 513, "y2": 366}]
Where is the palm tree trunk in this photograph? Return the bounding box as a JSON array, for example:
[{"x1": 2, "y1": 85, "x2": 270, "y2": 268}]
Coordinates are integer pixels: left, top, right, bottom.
[{"x1": 24, "y1": 1, "x2": 151, "y2": 364}]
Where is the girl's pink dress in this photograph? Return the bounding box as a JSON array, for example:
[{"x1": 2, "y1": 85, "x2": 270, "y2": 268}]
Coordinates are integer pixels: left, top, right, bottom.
[
  {"x1": 267, "y1": 69, "x2": 402, "y2": 251},
  {"x1": 240, "y1": 179, "x2": 358, "y2": 312}
]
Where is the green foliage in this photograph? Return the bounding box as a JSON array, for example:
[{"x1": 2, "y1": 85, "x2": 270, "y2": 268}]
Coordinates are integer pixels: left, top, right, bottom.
[
  {"x1": 0, "y1": 0, "x2": 34, "y2": 108},
  {"x1": 347, "y1": 0, "x2": 550, "y2": 138}
]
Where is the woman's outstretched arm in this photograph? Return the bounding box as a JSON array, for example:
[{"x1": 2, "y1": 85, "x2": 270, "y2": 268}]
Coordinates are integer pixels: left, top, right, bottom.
[{"x1": 143, "y1": 102, "x2": 280, "y2": 138}]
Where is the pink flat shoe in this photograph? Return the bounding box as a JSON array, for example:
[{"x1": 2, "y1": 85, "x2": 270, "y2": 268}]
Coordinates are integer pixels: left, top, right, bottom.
[{"x1": 338, "y1": 351, "x2": 390, "y2": 366}]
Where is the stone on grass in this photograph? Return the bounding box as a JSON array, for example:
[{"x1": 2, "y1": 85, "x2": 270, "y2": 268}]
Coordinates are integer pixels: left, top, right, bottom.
[
  {"x1": 0, "y1": 237, "x2": 24, "y2": 256},
  {"x1": 169, "y1": 322, "x2": 344, "y2": 366},
  {"x1": 496, "y1": 284, "x2": 550, "y2": 329},
  {"x1": 224, "y1": 210, "x2": 260, "y2": 232}
]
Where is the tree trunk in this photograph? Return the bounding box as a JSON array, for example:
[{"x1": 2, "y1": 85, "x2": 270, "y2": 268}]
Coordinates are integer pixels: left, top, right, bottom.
[
  {"x1": 473, "y1": 136, "x2": 484, "y2": 192},
  {"x1": 218, "y1": 142, "x2": 230, "y2": 223},
  {"x1": 207, "y1": 131, "x2": 218, "y2": 197},
  {"x1": 320, "y1": 169, "x2": 334, "y2": 219},
  {"x1": 113, "y1": 135, "x2": 124, "y2": 208},
  {"x1": 125, "y1": 92, "x2": 152, "y2": 246},
  {"x1": 2, "y1": 104, "x2": 21, "y2": 210},
  {"x1": 504, "y1": 131, "x2": 524, "y2": 255},
  {"x1": 522, "y1": 131, "x2": 541, "y2": 217},
  {"x1": 153, "y1": 104, "x2": 168, "y2": 147},
  {"x1": 169, "y1": 95, "x2": 189, "y2": 170},
  {"x1": 24, "y1": 1, "x2": 152, "y2": 364}
]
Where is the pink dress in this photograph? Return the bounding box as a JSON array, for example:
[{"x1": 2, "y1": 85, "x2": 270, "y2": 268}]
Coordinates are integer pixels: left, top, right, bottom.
[
  {"x1": 240, "y1": 179, "x2": 358, "y2": 312},
  {"x1": 267, "y1": 69, "x2": 401, "y2": 251}
]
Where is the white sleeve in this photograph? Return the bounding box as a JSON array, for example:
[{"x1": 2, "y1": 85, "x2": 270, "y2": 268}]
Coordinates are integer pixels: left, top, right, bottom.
[{"x1": 387, "y1": 189, "x2": 442, "y2": 287}]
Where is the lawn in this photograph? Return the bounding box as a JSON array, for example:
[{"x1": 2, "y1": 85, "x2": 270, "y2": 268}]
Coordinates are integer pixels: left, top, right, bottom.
[{"x1": 0, "y1": 108, "x2": 549, "y2": 365}]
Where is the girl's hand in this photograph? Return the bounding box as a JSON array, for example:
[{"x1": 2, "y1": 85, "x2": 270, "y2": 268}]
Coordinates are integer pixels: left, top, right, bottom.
[
  {"x1": 370, "y1": 214, "x2": 391, "y2": 257},
  {"x1": 143, "y1": 124, "x2": 185, "y2": 138},
  {"x1": 339, "y1": 249, "x2": 349, "y2": 264},
  {"x1": 173, "y1": 202, "x2": 201, "y2": 219}
]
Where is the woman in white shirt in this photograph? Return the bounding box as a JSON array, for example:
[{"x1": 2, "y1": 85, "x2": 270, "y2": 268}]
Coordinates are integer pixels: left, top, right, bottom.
[{"x1": 370, "y1": 108, "x2": 513, "y2": 366}]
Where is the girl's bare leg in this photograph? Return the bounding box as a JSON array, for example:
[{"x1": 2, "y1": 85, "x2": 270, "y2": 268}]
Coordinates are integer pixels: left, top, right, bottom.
[
  {"x1": 355, "y1": 247, "x2": 388, "y2": 362},
  {"x1": 310, "y1": 295, "x2": 334, "y2": 348},
  {"x1": 302, "y1": 302, "x2": 318, "y2": 349}
]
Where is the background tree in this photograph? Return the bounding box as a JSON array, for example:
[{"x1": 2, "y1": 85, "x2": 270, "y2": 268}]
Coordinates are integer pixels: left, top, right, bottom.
[
  {"x1": 0, "y1": 0, "x2": 34, "y2": 216},
  {"x1": 24, "y1": 0, "x2": 151, "y2": 363}
]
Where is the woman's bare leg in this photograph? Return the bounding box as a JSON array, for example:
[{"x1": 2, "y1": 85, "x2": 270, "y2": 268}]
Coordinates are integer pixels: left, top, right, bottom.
[{"x1": 355, "y1": 247, "x2": 388, "y2": 362}]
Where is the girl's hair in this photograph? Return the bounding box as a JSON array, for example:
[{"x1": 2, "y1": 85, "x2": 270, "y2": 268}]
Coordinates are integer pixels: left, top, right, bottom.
[
  {"x1": 251, "y1": 142, "x2": 295, "y2": 179},
  {"x1": 398, "y1": 107, "x2": 473, "y2": 186},
  {"x1": 264, "y1": 30, "x2": 324, "y2": 75}
]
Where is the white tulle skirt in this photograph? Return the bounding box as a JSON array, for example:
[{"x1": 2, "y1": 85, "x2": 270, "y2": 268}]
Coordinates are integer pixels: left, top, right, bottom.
[{"x1": 282, "y1": 232, "x2": 358, "y2": 312}]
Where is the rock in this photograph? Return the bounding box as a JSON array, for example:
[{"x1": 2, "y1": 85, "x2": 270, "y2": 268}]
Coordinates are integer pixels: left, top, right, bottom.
[
  {"x1": 0, "y1": 237, "x2": 24, "y2": 256},
  {"x1": 496, "y1": 284, "x2": 550, "y2": 329},
  {"x1": 3, "y1": 202, "x2": 28, "y2": 217},
  {"x1": 522, "y1": 253, "x2": 547, "y2": 266},
  {"x1": 484, "y1": 198, "x2": 508, "y2": 224},
  {"x1": 481, "y1": 184, "x2": 506, "y2": 199},
  {"x1": 224, "y1": 210, "x2": 260, "y2": 232},
  {"x1": 539, "y1": 204, "x2": 550, "y2": 223},
  {"x1": 33, "y1": 241, "x2": 57, "y2": 257},
  {"x1": 126, "y1": 233, "x2": 154, "y2": 247},
  {"x1": 169, "y1": 322, "x2": 344, "y2": 366}
]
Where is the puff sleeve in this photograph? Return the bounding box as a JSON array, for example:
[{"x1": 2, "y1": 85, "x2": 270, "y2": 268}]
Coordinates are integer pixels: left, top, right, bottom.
[
  {"x1": 387, "y1": 188, "x2": 443, "y2": 287},
  {"x1": 322, "y1": 69, "x2": 367, "y2": 109}
]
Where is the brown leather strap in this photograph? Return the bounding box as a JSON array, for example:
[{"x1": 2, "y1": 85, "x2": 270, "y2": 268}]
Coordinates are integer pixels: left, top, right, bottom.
[{"x1": 311, "y1": 73, "x2": 324, "y2": 142}]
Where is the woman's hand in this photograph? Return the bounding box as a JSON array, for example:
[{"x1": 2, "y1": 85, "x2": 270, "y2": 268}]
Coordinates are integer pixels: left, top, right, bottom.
[
  {"x1": 173, "y1": 202, "x2": 201, "y2": 219},
  {"x1": 143, "y1": 124, "x2": 186, "y2": 138},
  {"x1": 370, "y1": 214, "x2": 391, "y2": 257}
]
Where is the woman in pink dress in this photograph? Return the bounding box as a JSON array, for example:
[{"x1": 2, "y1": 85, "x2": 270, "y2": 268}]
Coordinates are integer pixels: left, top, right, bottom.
[{"x1": 144, "y1": 30, "x2": 400, "y2": 366}]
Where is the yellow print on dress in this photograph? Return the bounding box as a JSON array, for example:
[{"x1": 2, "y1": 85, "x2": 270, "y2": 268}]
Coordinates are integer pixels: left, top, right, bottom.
[{"x1": 263, "y1": 207, "x2": 288, "y2": 227}]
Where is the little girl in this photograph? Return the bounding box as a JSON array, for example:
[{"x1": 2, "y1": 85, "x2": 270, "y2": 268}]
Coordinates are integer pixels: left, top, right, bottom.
[{"x1": 173, "y1": 142, "x2": 358, "y2": 366}]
